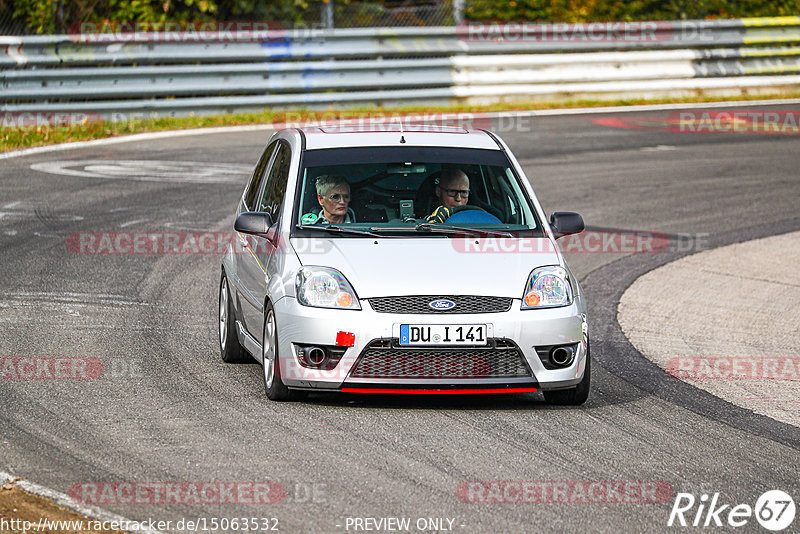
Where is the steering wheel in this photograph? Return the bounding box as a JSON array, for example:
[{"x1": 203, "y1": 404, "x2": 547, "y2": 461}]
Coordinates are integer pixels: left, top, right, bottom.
[{"x1": 444, "y1": 205, "x2": 502, "y2": 224}]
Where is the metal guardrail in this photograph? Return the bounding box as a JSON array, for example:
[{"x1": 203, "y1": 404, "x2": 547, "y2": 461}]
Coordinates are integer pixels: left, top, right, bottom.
[
  {"x1": 0, "y1": 59, "x2": 454, "y2": 99},
  {"x1": 2, "y1": 18, "x2": 800, "y2": 118}
]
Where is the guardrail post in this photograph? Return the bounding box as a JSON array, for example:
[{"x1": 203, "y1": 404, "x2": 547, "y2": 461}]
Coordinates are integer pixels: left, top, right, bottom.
[
  {"x1": 322, "y1": 0, "x2": 335, "y2": 30},
  {"x1": 453, "y1": 0, "x2": 465, "y2": 25}
]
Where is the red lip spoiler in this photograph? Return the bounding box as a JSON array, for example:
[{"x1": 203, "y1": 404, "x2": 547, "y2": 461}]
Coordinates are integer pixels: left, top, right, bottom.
[{"x1": 340, "y1": 387, "x2": 537, "y2": 395}]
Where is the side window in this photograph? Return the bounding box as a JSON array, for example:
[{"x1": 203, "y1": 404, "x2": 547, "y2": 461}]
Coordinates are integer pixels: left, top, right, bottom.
[
  {"x1": 243, "y1": 141, "x2": 277, "y2": 210},
  {"x1": 259, "y1": 142, "x2": 291, "y2": 221}
]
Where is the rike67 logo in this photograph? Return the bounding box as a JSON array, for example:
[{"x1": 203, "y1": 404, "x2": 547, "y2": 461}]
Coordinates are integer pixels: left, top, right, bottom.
[{"x1": 668, "y1": 490, "x2": 795, "y2": 531}]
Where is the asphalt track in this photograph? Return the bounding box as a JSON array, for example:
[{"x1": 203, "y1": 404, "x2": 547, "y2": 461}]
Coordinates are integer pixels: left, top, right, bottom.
[{"x1": 1, "y1": 104, "x2": 799, "y2": 533}]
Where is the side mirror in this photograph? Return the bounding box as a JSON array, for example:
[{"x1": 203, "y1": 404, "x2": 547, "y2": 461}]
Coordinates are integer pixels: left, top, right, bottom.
[
  {"x1": 550, "y1": 212, "x2": 584, "y2": 238},
  {"x1": 234, "y1": 212, "x2": 273, "y2": 236}
]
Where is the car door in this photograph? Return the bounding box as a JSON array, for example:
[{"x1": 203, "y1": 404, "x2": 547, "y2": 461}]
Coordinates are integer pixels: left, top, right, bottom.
[
  {"x1": 238, "y1": 140, "x2": 292, "y2": 341},
  {"x1": 234, "y1": 141, "x2": 278, "y2": 337}
]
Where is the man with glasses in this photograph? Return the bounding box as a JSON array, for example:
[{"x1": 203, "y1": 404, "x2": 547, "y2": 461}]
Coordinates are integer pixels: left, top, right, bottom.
[
  {"x1": 426, "y1": 168, "x2": 470, "y2": 223},
  {"x1": 311, "y1": 175, "x2": 356, "y2": 224}
]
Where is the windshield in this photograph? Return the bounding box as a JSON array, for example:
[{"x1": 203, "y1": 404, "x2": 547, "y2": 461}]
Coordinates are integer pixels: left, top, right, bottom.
[{"x1": 292, "y1": 146, "x2": 544, "y2": 237}]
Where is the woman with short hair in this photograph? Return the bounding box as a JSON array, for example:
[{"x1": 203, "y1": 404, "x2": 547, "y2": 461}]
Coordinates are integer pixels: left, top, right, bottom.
[{"x1": 314, "y1": 175, "x2": 356, "y2": 224}]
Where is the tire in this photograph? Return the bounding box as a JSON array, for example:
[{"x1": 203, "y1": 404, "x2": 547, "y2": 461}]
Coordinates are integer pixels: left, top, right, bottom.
[
  {"x1": 543, "y1": 343, "x2": 591, "y2": 406},
  {"x1": 262, "y1": 303, "x2": 305, "y2": 401},
  {"x1": 219, "y1": 272, "x2": 248, "y2": 363}
]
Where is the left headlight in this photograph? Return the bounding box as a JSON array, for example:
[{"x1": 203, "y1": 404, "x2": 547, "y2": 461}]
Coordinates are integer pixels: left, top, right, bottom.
[
  {"x1": 521, "y1": 266, "x2": 573, "y2": 309},
  {"x1": 296, "y1": 266, "x2": 361, "y2": 310}
]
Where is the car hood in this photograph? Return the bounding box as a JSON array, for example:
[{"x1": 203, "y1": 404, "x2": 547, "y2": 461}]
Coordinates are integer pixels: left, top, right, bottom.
[{"x1": 290, "y1": 237, "x2": 560, "y2": 298}]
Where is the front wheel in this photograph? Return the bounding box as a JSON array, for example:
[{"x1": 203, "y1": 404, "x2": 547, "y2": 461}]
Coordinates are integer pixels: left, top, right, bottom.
[
  {"x1": 262, "y1": 303, "x2": 305, "y2": 401},
  {"x1": 543, "y1": 343, "x2": 590, "y2": 406}
]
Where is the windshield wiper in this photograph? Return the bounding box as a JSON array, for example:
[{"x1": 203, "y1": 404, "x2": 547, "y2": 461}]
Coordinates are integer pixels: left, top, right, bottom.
[
  {"x1": 368, "y1": 224, "x2": 513, "y2": 237},
  {"x1": 413, "y1": 223, "x2": 514, "y2": 238},
  {"x1": 296, "y1": 224, "x2": 384, "y2": 237},
  {"x1": 300, "y1": 224, "x2": 513, "y2": 238}
]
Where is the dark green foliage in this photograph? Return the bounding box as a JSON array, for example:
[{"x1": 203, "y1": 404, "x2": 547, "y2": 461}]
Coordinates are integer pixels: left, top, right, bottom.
[
  {"x1": 5, "y1": 0, "x2": 800, "y2": 35},
  {"x1": 465, "y1": 0, "x2": 800, "y2": 22}
]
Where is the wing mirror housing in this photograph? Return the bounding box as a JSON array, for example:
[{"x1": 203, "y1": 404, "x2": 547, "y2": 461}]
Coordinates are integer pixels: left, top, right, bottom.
[
  {"x1": 550, "y1": 212, "x2": 584, "y2": 238},
  {"x1": 234, "y1": 212, "x2": 273, "y2": 236}
]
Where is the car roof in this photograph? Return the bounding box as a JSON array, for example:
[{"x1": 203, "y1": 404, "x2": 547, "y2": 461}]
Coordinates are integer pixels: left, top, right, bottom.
[{"x1": 296, "y1": 125, "x2": 502, "y2": 151}]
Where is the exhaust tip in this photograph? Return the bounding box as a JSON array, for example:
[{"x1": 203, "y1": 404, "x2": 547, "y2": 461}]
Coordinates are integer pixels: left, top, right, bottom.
[
  {"x1": 550, "y1": 346, "x2": 574, "y2": 367},
  {"x1": 305, "y1": 346, "x2": 327, "y2": 367}
]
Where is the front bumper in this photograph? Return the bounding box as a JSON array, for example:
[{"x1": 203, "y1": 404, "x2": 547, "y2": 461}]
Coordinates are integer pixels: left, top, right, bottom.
[{"x1": 273, "y1": 296, "x2": 588, "y2": 392}]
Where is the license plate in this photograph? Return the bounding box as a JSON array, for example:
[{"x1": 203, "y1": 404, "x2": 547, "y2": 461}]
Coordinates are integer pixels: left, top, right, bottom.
[{"x1": 399, "y1": 324, "x2": 487, "y2": 346}]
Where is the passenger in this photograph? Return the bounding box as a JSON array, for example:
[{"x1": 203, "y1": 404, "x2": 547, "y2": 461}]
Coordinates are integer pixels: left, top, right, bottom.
[
  {"x1": 312, "y1": 175, "x2": 356, "y2": 224},
  {"x1": 426, "y1": 168, "x2": 470, "y2": 223}
]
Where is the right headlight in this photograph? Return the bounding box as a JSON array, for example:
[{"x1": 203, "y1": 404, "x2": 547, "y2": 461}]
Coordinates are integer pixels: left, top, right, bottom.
[
  {"x1": 521, "y1": 266, "x2": 573, "y2": 309},
  {"x1": 295, "y1": 266, "x2": 361, "y2": 310}
]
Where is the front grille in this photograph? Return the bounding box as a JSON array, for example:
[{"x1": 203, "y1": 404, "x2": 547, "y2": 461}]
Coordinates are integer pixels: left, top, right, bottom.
[
  {"x1": 368, "y1": 295, "x2": 512, "y2": 314},
  {"x1": 349, "y1": 339, "x2": 531, "y2": 379}
]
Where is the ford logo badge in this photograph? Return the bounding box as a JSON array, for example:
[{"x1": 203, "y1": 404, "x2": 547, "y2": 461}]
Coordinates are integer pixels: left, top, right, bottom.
[{"x1": 429, "y1": 299, "x2": 456, "y2": 311}]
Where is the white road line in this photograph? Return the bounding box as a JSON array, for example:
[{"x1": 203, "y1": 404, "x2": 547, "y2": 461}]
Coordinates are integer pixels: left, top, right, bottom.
[
  {"x1": 640, "y1": 145, "x2": 678, "y2": 151},
  {"x1": 0, "y1": 205, "x2": 84, "y2": 222},
  {"x1": 1, "y1": 98, "x2": 799, "y2": 161},
  {"x1": 30, "y1": 160, "x2": 250, "y2": 183},
  {"x1": 119, "y1": 218, "x2": 149, "y2": 228},
  {"x1": 0, "y1": 470, "x2": 164, "y2": 534},
  {"x1": 0, "y1": 291, "x2": 153, "y2": 307}
]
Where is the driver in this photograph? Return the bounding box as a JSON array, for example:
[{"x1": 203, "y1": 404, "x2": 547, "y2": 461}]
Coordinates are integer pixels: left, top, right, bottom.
[
  {"x1": 426, "y1": 168, "x2": 470, "y2": 223},
  {"x1": 310, "y1": 175, "x2": 356, "y2": 224}
]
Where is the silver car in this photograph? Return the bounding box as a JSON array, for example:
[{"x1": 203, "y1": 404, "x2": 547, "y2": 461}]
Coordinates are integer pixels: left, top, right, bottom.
[{"x1": 218, "y1": 125, "x2": 589, "y2": 404}]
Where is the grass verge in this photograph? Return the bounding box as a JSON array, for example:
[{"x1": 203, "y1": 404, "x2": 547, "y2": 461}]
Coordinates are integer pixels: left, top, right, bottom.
[{"x1": 3, "y1": 91, "x2": 800, "y2": 153}]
